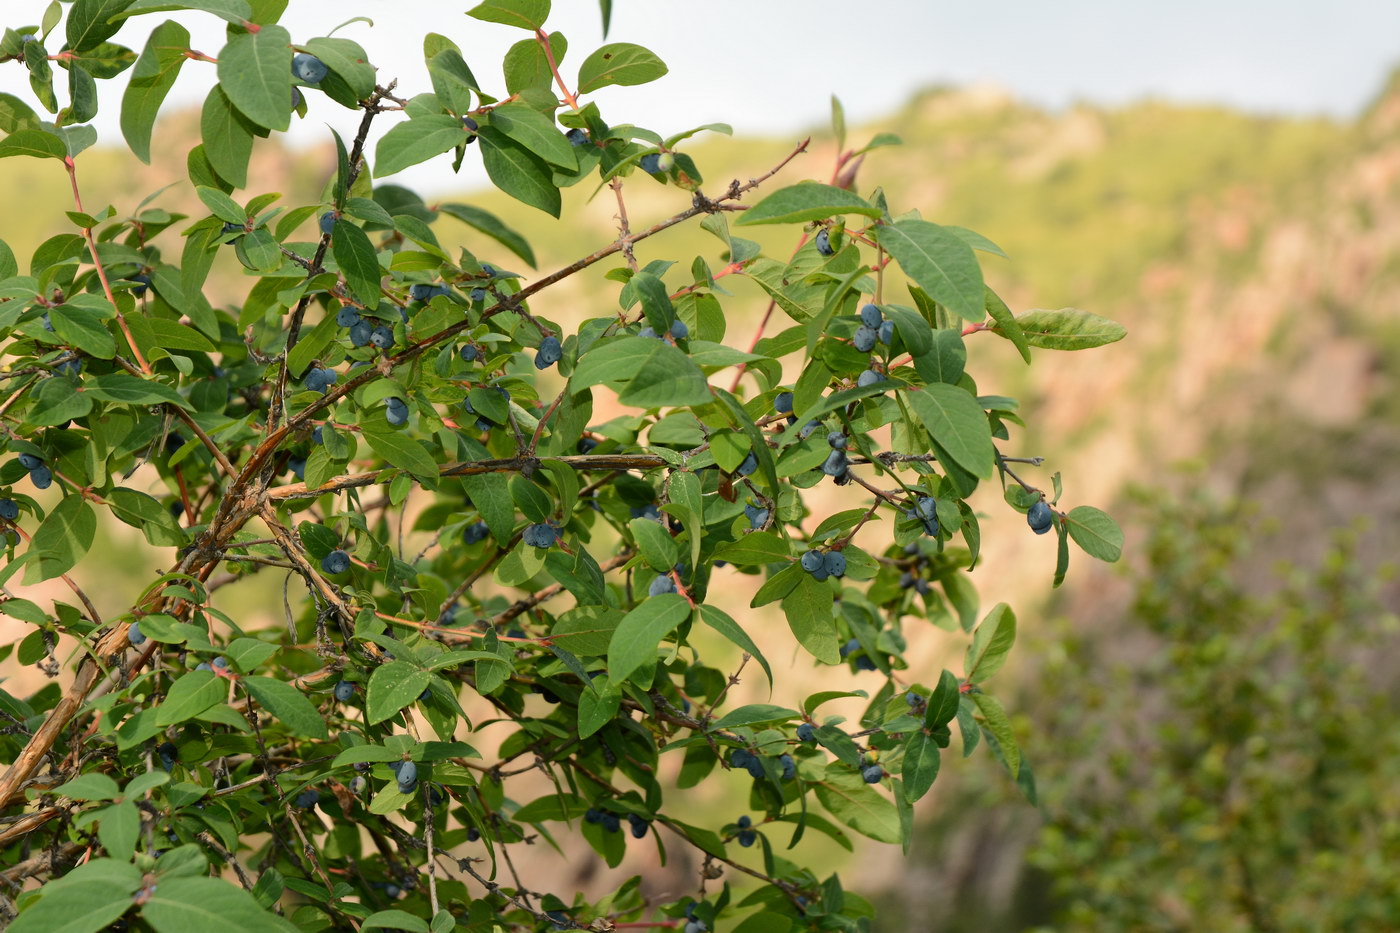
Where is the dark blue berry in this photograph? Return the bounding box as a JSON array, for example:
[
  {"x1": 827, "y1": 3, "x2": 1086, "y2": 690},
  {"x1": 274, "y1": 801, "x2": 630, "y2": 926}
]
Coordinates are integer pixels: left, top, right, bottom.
[
  {"x1": 814, "y1": 228, "x2": 833, "y2": 256},
  {"x1": 385, "y1": 397, "x2": 409, "y2": 426},
  {"x1": 292, "y1": 52, "x2": 328, "y2": 83},
  {"x1": 860, "y1": 304, "x2": 883, "y2": 328},
  {"x1": 822, "y1": 551, "x2": 846, "y2": 578},
  {"x1": 737, "y1": 814, "x2": 752, "y2": 829},
  {"x1": 800, "y1": 550, "x2": 824, "y2": 573},
  {"x1": 319, "y1": 211, "x2": 336, "y2": 236},
  {"x1": 820, "y1": 449, "x2": 847, "y2": 477},
  {"x1": 29, "y1": 465, "x2": 52, "y2": 490},
  {"x1": 799, "y1": 420, "x2": 820, "y2": 439},
  {"x1": 334, "y1": 681, "x2": 355, "y2": 702},
  {"x1": 566, "y1": 128, "x2": 588, "y2": 146},
  {"x1": 737, "y1": 830, "x2": 756, "y2": 847},
  {"x1": 600, "y1": 812, "x2": 620, "y2": 833},
  {"x1": 878, "y1": 319, "x2": 895, "y2": 345},
  {"x1": 1028, "y1": 500, "x2": 1054, "y2": 534},
  {"x1": 534, "y1": 334, "x2": 562, "y2": 370},
  {"x1": 295, "y1": 788, "x2": 318, "y2": 809},
  {"x1": 335, "y1": 305, "x2": 359, "y2": 327},
  {"x1": 369, "y1": 325, "x2": 394, "y2": 350},
  {"x1": 463, "y1": 521, "x2": 489, "y2": 544},
  {"x1": 905, "y1": 690, "x2": 924, "y2": 708},
  {"x1": 462, "y1": 116, "x2": 479, "y2": 140},
  {"x1": 648, "y1": 574, "x2": 676, "y2": 597},
  {"x1": 576, "y1": 437, "x2": 597, "y2": 454},
  {"x1": 128, "y1": 273, "x2": 152, "y2": 296},
  {"x1": 17, "y1": 453, "x2": 42, "y2": 471},
  {"x1": 638, "y1": 325, "x2": 659, "y2": 339},
  {"x1": 839, "y1": 638, "x2": 860, "y2": 659},
  {"x1": 312, "y1": 425, "x2": 324, "y2": 445},
  {"x1": 853, "y1": 325, "x2": 878, "y2": 353},
  {"x1": 797, "y1": 722, "x2": 816, "y2": 743},
  {"x1": 827, "y1": 431, "x2": 847, "y2": 449},
  {"x1": 627, "y1": 813, "x2": 649, "y2": 839},
  {"x1": 0, "y1": 499, "x2": 16, "y2": 521},
  {"x1": 349, "y1": 320, "x2": 373, "y2": 346},
  {"x1": 129, "y1": 622, "x2": 146, "y2": 646},
  {"x1": 469, "y1": 287, "x2": 486, "y2": 302},
  {"x1": 857, "y1": 368, "x2": 882, "y2": 389},
  {"x1": 459, "y1": 343, "x2": 479, "y2": 362},
  {"x1": 779, "y1": 754, "x2": 796, "y2": 781},
  {"x1": 669, "y1": 318, "x2": 689, "y2": 339},
  {"x1": 639, "y1": 153, "x2": 661, "y2": 173},
  {"x1": 861, "y1": 764, "x2": 884, "y2": 784},
  {"x1": 523, "y1": 523, "x2": 558, "y2": 549},
  {"x1": 774, "y1": 391, "x2": 793, "y2": 414},
  {"x1": 736, "y1": 451, "x2": 758, "y2": 476},
  {"x1": 321, "y1": 549, "x2": 350, "y2": 574}
]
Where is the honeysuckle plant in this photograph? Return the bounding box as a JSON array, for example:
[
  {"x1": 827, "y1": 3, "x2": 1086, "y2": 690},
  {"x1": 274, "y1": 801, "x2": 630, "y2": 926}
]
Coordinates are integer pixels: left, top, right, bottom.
[{"x1": 0, "y1": 1, "x2": 1125, "y2": 930}]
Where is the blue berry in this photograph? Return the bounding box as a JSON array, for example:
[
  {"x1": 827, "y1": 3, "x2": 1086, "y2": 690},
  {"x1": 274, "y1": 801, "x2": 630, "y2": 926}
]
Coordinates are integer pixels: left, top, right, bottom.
[
  {"x1": 800, "y1": 550, "x2": 824, "y2": 573},
  {"x1": 385, "y1": 397, "x2": 409, "y2": 426},
  {"x1": 350, "y1": 775, "x2": 366, "y2": 794},
  {"x1": 291, "y1": 87, "x2": 304, "y2": 109},
  {"x1": 737, "y1": 830, "x2": 756, "y2": 847},
  {"x1": 774, "y1": 391, "x2": 793, "y2": 414},
  {"x1": 853, "y1": 325, "x2": 878, "y2": 353},
  {"x1": 212, "y1": 656, "x2": 227, "y2": 669},
  {"x1": 736, "y1": 451, "x2": 759, "y2": 476},
  {"x1": 861, "y1": 764, "x2": 884, "y2": 784},
  {"x1": 566, "y1": 127, "x2": 588, "y2": 146},
  {"x1": 291, "y1": 52, "x2": 328, "y2": 84},
  {"x1": 54, "y1": 359, "x2": 82, "y2": 377},
  {"x1": 157, "y1": 741, "x2": 178, "y2": 771},
  {"x1": 463, "y1": 521, "x2": 489, "y2": 544},
  {"x1": 737, "y1": 814, "x2": 752, "y2": 829},
  {"x1": 335, "y1": 305, "x2": 359, "y2": 327},
  {"x1": 822, "y1": 551, "x2": 846, "y2": 578},
  {"x1": 855, "y1": 655, "x2": 877, "y2": 672},
  {"x1": 905, "y1": 690, "x2": 924, "y2": 708},
  {"x1": 369, "y1": 325, "x2": 393, "y2": 350},
  {"x1": 349, "y1": 320, "x2": 373, "y2": 346},
  {"x1": 639, "y1": 152, "x2": 662, "y2": 173},
  {"x1": 17, "y1": 453, "x2": 42, "y2": 471},
  {"x1": 396, "y1": 760, "x2": 418, "y2": 791},
  {"x1": 577, "y1": 437, "x2": 597, "y2": 454},
  {"x1": 648, "y1": 574, "x2": 676, "y2": 597},
  {"x1": 797, "y1": 722, "x2": 816, "y2": 743},
  {"x1": 857, "y1": 368, "x2": 882, "y2": 388},
  {"x1": 779, "y1": 754, "x2": 796, "y2": 781},
  {"x1": 459, "y1": 344, "x2": 479, "y2": 362},
  {"x1": 312, "y1": 425, "x2": 324, "y2": 445},
  {"x1": 469, "y1": 287, "x2": 486, "y2": 302},
  {"x1": 129, "y1": 622, "x2": 146, "y2": 646},
  {"x1": 860, "y1": 304, "x2": 883, "y2": 328},
  {"x1": 29, "y1": 465, "x2": 52, "y2": 490},
  {"x1": 839, "y1": 638, "x2": 860, "y2": 659},
  {"x1": 820, "y1": 449, "x2": 847, "y2": 477},
  {"x1": 814, "y1": 228, "x2": 833, "y2": 256},
  {"x1": 799, "y1": 420, "x2": 820, "y2": 439},
  {"x1": 627, "y1": 813, "x2": 649, "y2": 839},
  {"x1": 1028, "y1": 500, "x2": 1054, "y2": 534},
  {"x1": 462, "y1": 116, "x2": 479, "y2": 140},
  {"x1": 321, "y1": 549, "x2": 350, "y2": 574},
  {"x1": 196, "y1": 662, "x2": 212, "y2": 672},
  {"x1": 827, "y1": 431, "x2": 847, "y2": 449},
  {"x1": 638, "y1": 325, "x2": 660, "y2": 339},
  {"x1": 600, "y1": 812, "x2": 620, "y2": 833},
  {"x1": 334, "y1": 681, "x2": 355, "y2": 702},
  {"x1": 319, "y1": 211, "x2": 336, "y2": 236},
  {"x1": 0, "y1": 499, "x2": 16, "y2": 521},
  {"x1": 523, "y1": 523, "x2": 558, "y2": 549},
  {"x1": 744, "y1": 504, "x2": 769, "y2": 529},
  {"x1": 878, "y1": 319, "x2": 895, "y2": 345},
  {"x1": 669, "y1": 318, "x2": 689, "y2": 339},
  {"x1": 295, "y1": 788, "x2": 318, "y2": 809},
  {"x1": 534, "y1": 334, "x2": 562, "y2": 370},
  {"x1": 128, "y1": 273, "x2": 151, "y2": 296}
]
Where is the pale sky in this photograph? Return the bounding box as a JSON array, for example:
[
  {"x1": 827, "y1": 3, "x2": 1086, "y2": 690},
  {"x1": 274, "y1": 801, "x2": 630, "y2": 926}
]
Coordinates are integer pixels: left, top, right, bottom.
[{"x1": 3, "y1": 0, "x2": 1397, "y2": 193}]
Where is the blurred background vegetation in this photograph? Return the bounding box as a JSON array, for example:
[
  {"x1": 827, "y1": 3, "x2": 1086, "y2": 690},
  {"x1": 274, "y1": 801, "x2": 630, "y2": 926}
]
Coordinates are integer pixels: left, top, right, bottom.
[{"x1": 6, "y1": 48, "x2": 1400, "y2": 929}]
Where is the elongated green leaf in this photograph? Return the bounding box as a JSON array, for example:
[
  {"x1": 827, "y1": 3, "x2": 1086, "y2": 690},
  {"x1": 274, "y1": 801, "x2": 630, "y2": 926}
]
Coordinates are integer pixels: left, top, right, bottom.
[
  {"x1": 925, "y1": 669, "x2": 960, "y2": 728},
  {"x1": 698, "y1": 604, "x2": 772, "y2": 689},
  {"x1": 98, "y1": 800, "x2": 140, "y2": 862},
  {"x1": 362, "y1": 910, "x2": 429, "y2": 933},
  {"x1": 906, "y1": 383, "x2": 994, "y2": 479},
  {"x1": 607, "y1": 594, "x2": 689, "y2": 686},
  {"x1": 973, "y1": 693, "x2": 1019, "y2": 777},
  {"x1": 361, "y1": 427, "x2": 439, "y2": 486},
  {"x1": 141, "y1": 876, "x2": 299, "y2": 933},
  {"x1": 24, "y1": 495, "x2": 96, "y2": 584},
  {"x1": 487, "y1": 102, "x2": 575, "y2": 169},
  {"x1": 9, "y1": 879, "x2": 135, "y2": 933},
  {"x1": 366, "y1": 660, "x2": 432, "y2": 724},
  {"x1": 119, "y1": 20, "x2": 189, "y2": 163},
  {"x1": 901, "y1": 731, "x2": 941, "y2": 802},
  {"x1": 242, "y1": 676, "x2": 328, "y2": 738},
  {"x1": 815, "y1": 764, "x2": 901, "y2": 844},
  {"x1": 735, "y1": 182, "x2": 881, "y2": 227},
  {"x1": 577, "y1": 683, "x2": 620, "y2": 739},
  {"x1": 709, "y1": 704, "x2": 797, "y2": 730},
  {"x1": 478, "y1": 125, "x2": 560, "y2": 216},
  {"x1": 374, "y1": 114, "x2": 468, "y2": 177},
  {"x1": 983, "y1": 287, "x2": 1030, "y2": 363},
  {"x1": 0, "y1": 129, "x2": 67, "y2": 161},
  {"x1": 466, "y1": 0, "x2": 550, "y2": 29},
  {"x1": 49, "y1": 304, "x2": 116, "y2": 358},
  {"x1": 54, "y1": 773, "x2": 120, "y2": 800},
  {"x1": 576, "y1": 42, "x2": 668, "y2": 93},
  {"x1": 200, "y1": 85, "x2": 253, "y2": 188},
  {"x1": 1065, "y1": 505, "x2": 1123, "y2": 562},
  {"x1": 438, "y1": 202, "x2": 536, "y2": 268},
  {"x1": 85, "y1": 373, "x2": 189, "y2": 408},
  {"x1": 875, "y1": 219, "x2": 984, "y2": 322},
  {"x1": 1011, "y1": 308, "x2": 1127, "y2": 350},
  {"x1": 155, "y1": 670, "x2": 225, "y2": 726},
  {"x1": 781, "y1": 575, "x2": 840, "y2": 664},
  {"x1": 964, "y1": 602, "x2": 1015, "y2": 681},
  {"x1": 216, "y1": 24, "x2": 292, "y2": 132},
  {"x1": 331, "y1": 219, "x2": 382, "y2": 305},
  {"x1": 120, "y1": 0, "x2": 254, "y2": 24},
  {"x1": 67, "y1": 0, "x2": 137, "y2": 52}
]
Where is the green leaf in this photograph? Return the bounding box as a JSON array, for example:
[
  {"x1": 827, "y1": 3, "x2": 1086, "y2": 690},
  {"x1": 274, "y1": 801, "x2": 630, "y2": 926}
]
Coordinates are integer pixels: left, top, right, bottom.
[
  {"x1": 374, "y1": 114, "x2": 468, "y2": 177},
  {"x1": 735, "y1": 182, "x2": 882, "y2": 227},
  {"x1": 1010, "y1": 308, "x2": 1127, "y2": 350},
  {"x1": 108, "y1": 488, "x2": 185, "y2": 547},
  {"x1": 438, "y1": 202, "x2": 536, "y2": 268},
  {"x1": 1065, "y1": 505, "x2": 1123, "y2": 562},
  {"x1": 709, "y1": 704, "x2": 797, "y2": 730},
  {"x1": 964, "y1": 602, "x2": 1015, "y2": 682},
  {"x1": 698, "y1": 604, "x2": 772, "y2": 689},
  {"x1": 9, "y1": 878, "x2": 135, "y2": 933},
  {"x1": 781, "y1": 575, "x2": 840, "y2": 664},
  {"x1": 141, "y1": 876, "x2": 299, "y2": 933},
  {"x1": 972, "y1": 693, "x2": 1019, "y2": 777},
  {"x1": 924, "y1": 670, "x2": 960, "y2": 728},
  {"x1": 983, "y1": 287, "x2": 1030, "y2": 363},
  {"x1": 815, "y1": 764, "x2": 901, "y2": 844},
  {"x1": 607, "y1": 594, "x2": 689, "y2": 686},
  {"x1": 366, "y1": 660, "x2": 432, "y2": 725},
  {"x1": 629, "y1": 517, "x2": 677, "y2": 572},
  {"x1": 361, "y1": 427, "x2": 439, "y2": 486},
  {"x1": 875, "y1": 219, "x2": 984, "y2": 322},
  {"x1": 155, "y1": 670, "x2": 225, "y2": 726},
  {"x1": 487, "y1": 102, "x2": 576, "y2": 169},
  {"x1": 906, "y1": 383, "x2": 994, "y2": 479},
  {"x1": 120, "y1": 0, "x2": 254, "y2": 24},
  {"x1": 466, "y1": 0, "x2": 550, "y2": 30},
  {"x1": 242, "y1": 676, "x2": 328, "y2": 738},
  {"x1": 362, "y1": 910, "x2": 430, "y2": 933},
  {"x1": 54, "y1": 772, "x2": 119, "y2": 800},
  {"x1": 24, "y1": 495, "x2": 96, "y2": 584},
  {"x1": 900, "y1": 731, "x2": 941, "y2": 802},
  {"x1": 576, "y1": 42, "x2": 668, "y2": 93},
  {"x1": 49, "y1": 304, "x2": 116, "y2": 358},
  {"x1": 300, "y1": 37, "x2": 375, "y2": 100},
  {"x1": 216, "y1": 24, "x2": 292, "y2": 132},
  {"x1": 573, "y1": 337, "x2": 712, "y2": 409},
  {"x1": 67, "y1": 0, "x2": 137, "y2": 53},
  {"x1": 710, "y1": 531, "x2": 789, "y2": 568},
  {"x1": 27, "y1": 378, "x2": 93, "y2": 427},
  {"x1": 200, "y1": 85, "x2": 254, "y2": 188},
  {"x1": 98, "y1": 800, "x2": 140, "y2": 862},
  {"x1": 478, "y1": 125, "x2": 561, "y2": 217},
  {"x1": 85, "y1": 373, "x2": 189, "y2": 408},
  {"x1": 119, "y1": 20, "x2": 189, "y2": 163},
  {"x1": 0, "y1": 129, "x2": 67, "y2": 161},
  {"x1": 461, "y1": 472, "x2": 513, "y2": 542},
  {"x1": 331, "y1": 219, "x2": 382, "y2": 306},
  {"x1": 577, "y1": 683, "x2": 620, "y2": 739}
]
